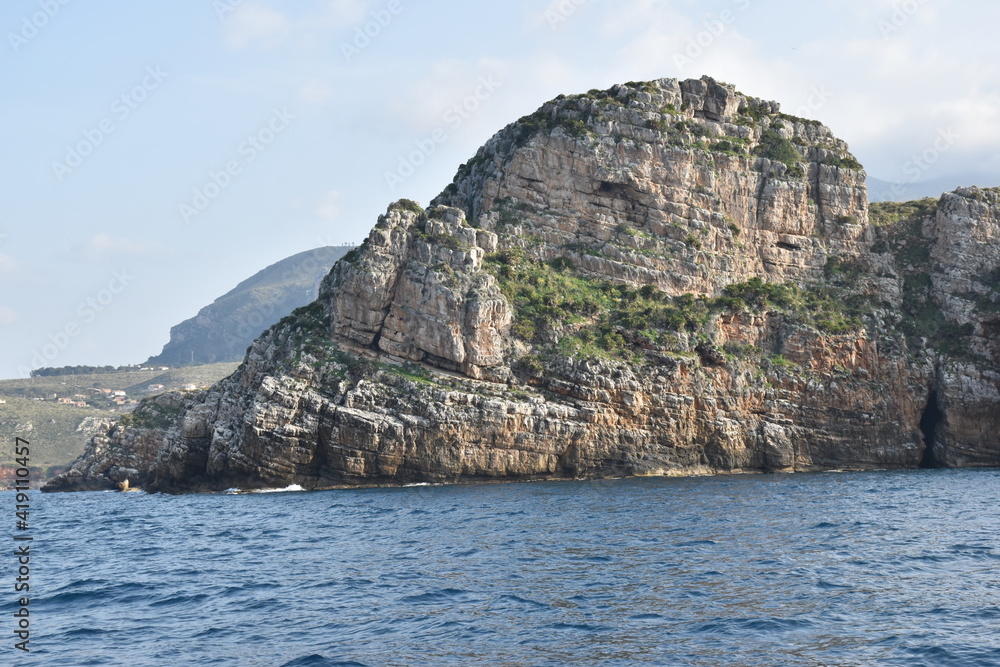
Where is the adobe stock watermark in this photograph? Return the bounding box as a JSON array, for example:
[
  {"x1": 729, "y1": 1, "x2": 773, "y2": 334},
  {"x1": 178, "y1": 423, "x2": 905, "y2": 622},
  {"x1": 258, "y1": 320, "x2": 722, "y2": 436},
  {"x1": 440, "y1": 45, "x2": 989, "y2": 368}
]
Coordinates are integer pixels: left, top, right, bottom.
[
  {"x1": 793, "y1": 84, "x2": 833, "y2": 119},
  {"x1": 384, "y1": 76, "x2": 502, "y2": 191},
  {"x1": 179, "y1": 107, "x2": 295, "y2": 223},
  {"x1": 878, "y1": 0, "x2": 928, "y2": 39},
  {"x1": 214, "y1": 0, "x2": 244, "y2": 20},
  {"x1": 341, "y1": 0, "x2": 404, "y2": 63},
  {"x1": 879, "y1": 128, "x2": 960, "y2": 200},
  {"x1": 51, "y1": 66, "x2": 168, "y2": 182},
  {"x1": 545, "y1": 0, "x2": 590, "y2": 30},
  {"x1": 17, "y1": 269, "x2": 135, "y2": 377},
  {"x1": 8, "y1": 0, "x2": 72, "y2": 54},
  {"x1": 674, "y1": 0, "x2": 752, "y2": 72}
]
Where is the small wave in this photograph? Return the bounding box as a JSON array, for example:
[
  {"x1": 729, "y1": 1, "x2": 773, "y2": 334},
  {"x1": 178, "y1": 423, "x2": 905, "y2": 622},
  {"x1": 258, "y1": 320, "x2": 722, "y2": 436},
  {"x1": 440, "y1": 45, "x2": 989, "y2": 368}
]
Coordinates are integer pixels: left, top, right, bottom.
[
  {"x1": 695, "y1": 616, "x2": 816, "y2": 635},
  {"x1": 546, "y1": 622, "x2": 612, "y2": 632},
  {"x1": 902, "y1": 644, "x2": 1000, "y2": 666},
  {"x1": 62, "y1": 627, "x2": 109, "y2": 638},
  {"x1": 630, "y1": 613, "x2": 665, "y2": 621},
  {"x1": 949, "y1": 544, "x2": 999, "y2": 560},
  {"x1": 400, "y1": 588, "x2": 474, "y2": 604},
  {"x1": 493, "y1": 594, "x2": 548, "y2": 608},
  {"x1": 150, "y1": 592, "x2": 210, "y2": 608},
  {"x1": 280, "y1": 656, "x2": 369, "y2": 667},
  {"x1": 250, "y1": 484, "x2": 306, "y2": 494}
]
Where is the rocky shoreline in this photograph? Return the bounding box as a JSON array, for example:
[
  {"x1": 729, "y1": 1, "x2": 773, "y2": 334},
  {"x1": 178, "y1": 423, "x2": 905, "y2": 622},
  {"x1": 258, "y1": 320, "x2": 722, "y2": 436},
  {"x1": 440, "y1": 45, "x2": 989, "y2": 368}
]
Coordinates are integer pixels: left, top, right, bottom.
[{"x1": 44, "y1": 76, "x2": 1000, "y2": 494}]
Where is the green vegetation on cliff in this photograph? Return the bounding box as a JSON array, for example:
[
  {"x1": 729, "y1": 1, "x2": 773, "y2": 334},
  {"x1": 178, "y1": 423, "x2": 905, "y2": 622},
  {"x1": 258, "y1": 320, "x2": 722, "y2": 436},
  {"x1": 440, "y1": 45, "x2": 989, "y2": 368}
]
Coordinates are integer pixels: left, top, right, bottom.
[{"x1": 484, "y1": 249, "x2": 867, "y2": 363}]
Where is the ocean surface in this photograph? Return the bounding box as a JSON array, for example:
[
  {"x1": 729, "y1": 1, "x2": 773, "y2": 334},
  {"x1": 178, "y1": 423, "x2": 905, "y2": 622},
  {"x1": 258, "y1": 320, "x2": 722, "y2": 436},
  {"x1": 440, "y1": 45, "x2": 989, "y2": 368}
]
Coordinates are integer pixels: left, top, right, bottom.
[{"x1": 5, "y1": 469, "x2": 1000, "y2": 666}]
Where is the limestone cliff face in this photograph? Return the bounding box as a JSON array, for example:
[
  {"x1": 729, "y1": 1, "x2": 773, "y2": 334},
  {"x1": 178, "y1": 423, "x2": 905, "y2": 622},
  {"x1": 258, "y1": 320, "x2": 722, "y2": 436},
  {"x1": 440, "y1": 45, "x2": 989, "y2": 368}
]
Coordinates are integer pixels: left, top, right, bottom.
[
  {"x1": 919, "y1": 189, "x2": 1000, "y2": 466},
  {"x1": 41, "y1": 393, "x2": 187, "y2": 491},
  {"x1": 44, "y1": 77, "x2": 999, "y2": 493}
]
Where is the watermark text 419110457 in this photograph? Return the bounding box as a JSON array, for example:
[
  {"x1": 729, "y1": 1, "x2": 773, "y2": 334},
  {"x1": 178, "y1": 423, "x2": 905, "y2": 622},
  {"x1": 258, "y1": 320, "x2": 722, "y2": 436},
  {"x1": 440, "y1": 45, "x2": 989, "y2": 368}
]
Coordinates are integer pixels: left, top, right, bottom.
[{"x1": 12, "y1": 437, "x2": 32, "y2": 653}]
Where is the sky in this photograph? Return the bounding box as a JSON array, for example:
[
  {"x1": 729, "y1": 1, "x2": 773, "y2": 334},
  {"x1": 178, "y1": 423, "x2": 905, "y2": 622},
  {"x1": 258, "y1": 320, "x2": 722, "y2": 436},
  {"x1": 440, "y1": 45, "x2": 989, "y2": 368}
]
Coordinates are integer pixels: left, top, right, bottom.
[{"x1": 2, "y1": 0, "x2": 1000, "y2": 379}]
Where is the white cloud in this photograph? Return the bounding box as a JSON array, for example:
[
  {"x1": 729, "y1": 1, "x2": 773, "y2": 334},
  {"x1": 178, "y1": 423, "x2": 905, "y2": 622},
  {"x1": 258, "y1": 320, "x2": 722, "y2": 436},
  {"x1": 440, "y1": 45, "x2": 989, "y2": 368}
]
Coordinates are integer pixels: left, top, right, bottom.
[
  {"x1": 299, "y1": 79, "x2": 335, "y2": 104},
  {"x1": 388, "y1": 58, "x2": 511, "y2": 131},
  {"x1": 0, "y1": 306, "x2": 19, "y2": 326},
  {"x1": 224, "y1": 4, "x2": 292, "y2": 50},
  {"x1": 77, "y1": 235, "x2": 159, "y2": 263},
  {"x1": 316, "y1": 0, "x2": 368, "y2": 28},
  {"x1": 315, "y1": 190, "x2": 343, "y2": 222},
  {"x1": 0, "y1": 253, "x2": 20, "y2": 273},
  {"x1": 222, "y1": 0, "x2": 368, "y2": 51}
]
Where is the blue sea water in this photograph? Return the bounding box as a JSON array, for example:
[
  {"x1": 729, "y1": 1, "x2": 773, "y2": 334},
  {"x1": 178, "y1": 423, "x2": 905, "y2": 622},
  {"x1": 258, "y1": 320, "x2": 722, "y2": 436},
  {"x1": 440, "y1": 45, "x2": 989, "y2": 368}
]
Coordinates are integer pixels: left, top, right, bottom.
[{"x1": 4, "y1": 469, "x2": 1000, "y2": 666}]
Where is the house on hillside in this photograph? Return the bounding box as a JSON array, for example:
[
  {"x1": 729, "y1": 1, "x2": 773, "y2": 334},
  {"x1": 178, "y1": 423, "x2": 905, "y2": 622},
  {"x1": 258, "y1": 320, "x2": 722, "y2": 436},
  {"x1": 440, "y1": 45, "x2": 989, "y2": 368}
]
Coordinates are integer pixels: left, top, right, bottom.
[
  {"x1": 182, "y1": 384, "x2": 198, "y2": 391},
  {"x1": 57, "y1": 398, "x2": 74, "y2": 405},
  {"x1": 148, "y1": 384, "x2": 165, "y2": 392},
  {"x1": 113, "y1": 390, "x2": 126, "y2": 397}
]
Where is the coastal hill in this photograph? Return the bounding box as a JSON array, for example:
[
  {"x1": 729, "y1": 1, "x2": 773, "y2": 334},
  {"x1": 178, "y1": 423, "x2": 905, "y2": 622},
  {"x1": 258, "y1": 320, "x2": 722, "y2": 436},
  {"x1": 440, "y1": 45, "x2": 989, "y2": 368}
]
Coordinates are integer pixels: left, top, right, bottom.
[
  {"x1": 45, "y1": 76, "x2": 1000, "y2": 493},
  {"x1": 145, "y1": 246, "x2": 351, "y2": 367},
  {"x1": 1, "y1": 247, "x2": 348, "y2": 486},
  {"x1": 0, "y1": 363, "x2": 239, "y2": 487}
]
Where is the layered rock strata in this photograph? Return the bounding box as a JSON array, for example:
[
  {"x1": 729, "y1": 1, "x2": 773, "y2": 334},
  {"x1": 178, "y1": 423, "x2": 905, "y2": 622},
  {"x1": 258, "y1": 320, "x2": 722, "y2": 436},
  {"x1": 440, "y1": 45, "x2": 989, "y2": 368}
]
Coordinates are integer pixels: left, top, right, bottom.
[{"x1": 45, "y1": 77, "x2": 1000, "y2": 493}]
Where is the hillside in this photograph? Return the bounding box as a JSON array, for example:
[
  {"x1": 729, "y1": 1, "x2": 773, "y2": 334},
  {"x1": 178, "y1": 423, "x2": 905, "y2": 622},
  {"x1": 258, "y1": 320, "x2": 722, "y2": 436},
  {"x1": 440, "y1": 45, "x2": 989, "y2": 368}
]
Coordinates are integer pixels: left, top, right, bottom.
[
  {"x1": 45, "y1": 76, "x2": 1000, "y2": 494},
  {"x1": 145, "y1": 246, "x2": 350, "y2": 366},
  {"x1": 0, "y1": 363, "x2": 238, "y2": 486}
]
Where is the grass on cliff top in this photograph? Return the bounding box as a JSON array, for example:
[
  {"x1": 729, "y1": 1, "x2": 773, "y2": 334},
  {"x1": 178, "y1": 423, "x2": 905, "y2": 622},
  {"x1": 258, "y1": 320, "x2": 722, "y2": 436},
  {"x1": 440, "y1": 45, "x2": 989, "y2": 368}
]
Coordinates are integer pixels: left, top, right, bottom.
[
  {"x1": 869, "y1": 198, "x2": 939, "y2": 227},
  {"x1": 117, "y1": 401, "x2": 186, "y2": 430},
  {"x1": 484, "y1": 249, "x2": 867, "y2": 362}
]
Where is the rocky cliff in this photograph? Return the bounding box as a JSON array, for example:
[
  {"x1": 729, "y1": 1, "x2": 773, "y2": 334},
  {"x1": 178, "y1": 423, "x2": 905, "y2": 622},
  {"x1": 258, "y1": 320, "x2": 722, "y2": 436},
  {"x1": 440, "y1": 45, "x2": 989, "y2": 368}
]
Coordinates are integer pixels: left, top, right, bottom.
[{"x1": 45, "y1": 77, "x2": 1000, "y2": 493}]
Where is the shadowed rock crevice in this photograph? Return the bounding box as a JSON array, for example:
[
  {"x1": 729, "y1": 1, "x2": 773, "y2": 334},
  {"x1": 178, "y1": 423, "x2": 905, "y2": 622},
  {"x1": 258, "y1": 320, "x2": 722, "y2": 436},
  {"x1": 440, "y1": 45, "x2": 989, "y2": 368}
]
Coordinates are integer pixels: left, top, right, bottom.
[{"x1": 919, "y1": 390, "x2": 944, "y2": 469}]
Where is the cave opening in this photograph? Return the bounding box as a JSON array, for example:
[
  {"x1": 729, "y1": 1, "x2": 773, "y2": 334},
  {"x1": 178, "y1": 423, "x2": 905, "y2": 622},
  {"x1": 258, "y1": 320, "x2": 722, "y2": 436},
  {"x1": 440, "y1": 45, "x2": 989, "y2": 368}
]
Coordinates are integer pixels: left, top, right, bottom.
[{"x1": 919, "y1": 390, "x2": 943, "y2": 469}]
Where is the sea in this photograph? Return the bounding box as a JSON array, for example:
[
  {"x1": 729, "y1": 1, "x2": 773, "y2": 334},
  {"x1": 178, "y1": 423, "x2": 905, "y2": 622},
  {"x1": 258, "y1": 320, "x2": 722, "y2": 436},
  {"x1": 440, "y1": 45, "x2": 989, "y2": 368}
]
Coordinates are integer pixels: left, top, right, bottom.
[{"x1": 4, "y1": 469, "x2": 1000, "y2": 666}]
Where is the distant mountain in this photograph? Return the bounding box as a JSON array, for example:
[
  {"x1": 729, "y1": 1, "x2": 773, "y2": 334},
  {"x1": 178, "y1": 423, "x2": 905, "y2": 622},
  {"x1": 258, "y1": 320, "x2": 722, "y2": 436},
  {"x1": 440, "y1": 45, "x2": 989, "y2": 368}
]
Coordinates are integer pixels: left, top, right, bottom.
[
  {"x1": 145, "y1": 246, "x2": 351, "y2": 367},
  {"x1": 867, "y1": 174, "x2": 1000, "y2": 202}
]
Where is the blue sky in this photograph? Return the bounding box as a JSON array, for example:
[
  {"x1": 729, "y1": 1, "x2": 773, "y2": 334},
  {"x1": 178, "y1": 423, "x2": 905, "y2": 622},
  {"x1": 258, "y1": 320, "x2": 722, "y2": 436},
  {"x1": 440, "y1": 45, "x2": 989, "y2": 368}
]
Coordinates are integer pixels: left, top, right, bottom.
[{"x1": 2, "y1": 0, "x2": 999, "y2": 378}]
